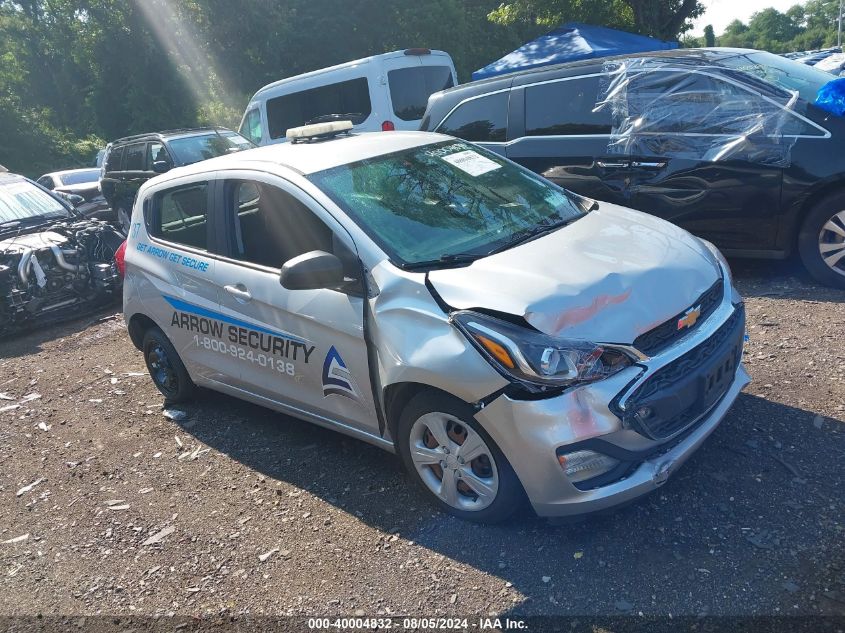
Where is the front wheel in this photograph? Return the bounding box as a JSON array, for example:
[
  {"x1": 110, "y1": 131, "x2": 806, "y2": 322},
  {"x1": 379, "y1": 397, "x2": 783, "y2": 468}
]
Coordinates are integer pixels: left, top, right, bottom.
[
  {"x1": 798, "y1": 192, "x2": 845, "y2": 289},
  {"x1": 142, "y1": 327, "x2": 196, "y2": 404},
  {"x1": 396, "y1": 392, "x2": 526, "y2": 523}
]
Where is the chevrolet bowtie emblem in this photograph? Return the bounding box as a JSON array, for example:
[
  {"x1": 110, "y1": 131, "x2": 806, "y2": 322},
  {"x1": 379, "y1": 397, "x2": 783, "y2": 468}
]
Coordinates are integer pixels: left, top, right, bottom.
[{"x1": 677, "y1": 305, "x2": 702, "y2": 330}]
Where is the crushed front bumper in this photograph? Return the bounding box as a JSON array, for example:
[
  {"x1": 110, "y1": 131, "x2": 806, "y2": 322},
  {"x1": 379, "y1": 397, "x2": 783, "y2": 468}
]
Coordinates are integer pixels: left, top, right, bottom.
[
  {"x1": 476, "y1": 362, "x2": 749, "y2": 517},
  {"x1": 473, "y1": 275, "x2": 750, "y2": 518}
]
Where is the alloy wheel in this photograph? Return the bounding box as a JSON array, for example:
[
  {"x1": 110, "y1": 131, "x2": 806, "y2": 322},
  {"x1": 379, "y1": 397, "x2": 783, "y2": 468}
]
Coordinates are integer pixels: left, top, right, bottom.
[
  {"x1": 818, "y1": 209, "x2": 845, "y2": 277},
  {"x1": 408, "y1": 412, "x2": 499, "y2": 511}
]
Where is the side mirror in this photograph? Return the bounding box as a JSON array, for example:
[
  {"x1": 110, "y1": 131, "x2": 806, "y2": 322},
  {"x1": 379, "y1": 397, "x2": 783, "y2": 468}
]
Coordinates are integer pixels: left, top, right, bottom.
[
  {"x1": 152, "y1": 160, "x2": 171, "y2": 174},
  {"x1": 280, "y1": 250, "x2": 345, "y2": 290}
]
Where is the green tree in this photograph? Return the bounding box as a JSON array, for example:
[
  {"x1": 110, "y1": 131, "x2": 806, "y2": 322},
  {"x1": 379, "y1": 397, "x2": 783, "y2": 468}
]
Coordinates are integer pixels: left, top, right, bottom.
[
  {"x1": 488, "y1": 0, "x2": 705, "y2": 40},
  {"x1": 703, "y1": 23, "x2": 715, "y2": 46}
]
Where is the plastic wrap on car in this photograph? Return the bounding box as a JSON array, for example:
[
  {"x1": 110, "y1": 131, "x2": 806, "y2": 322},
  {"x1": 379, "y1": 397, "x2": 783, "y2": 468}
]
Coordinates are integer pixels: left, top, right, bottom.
[{"x1": 593, "y1": 58, "x2": 800, "y2": 168}]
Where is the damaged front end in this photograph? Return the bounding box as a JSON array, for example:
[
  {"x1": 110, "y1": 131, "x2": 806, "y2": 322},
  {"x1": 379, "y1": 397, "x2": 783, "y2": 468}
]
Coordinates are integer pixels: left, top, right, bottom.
[{"x1": 0, "y1": 219, "x2": 123, "y2": 336}]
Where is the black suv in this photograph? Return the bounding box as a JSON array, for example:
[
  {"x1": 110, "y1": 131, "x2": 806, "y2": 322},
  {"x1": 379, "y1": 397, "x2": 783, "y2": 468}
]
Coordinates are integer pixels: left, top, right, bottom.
[
  {"x1": 421, "y1": 48, "x2": 845, "y2": 288},
  {"x1": 99, "y1": 128, "x2": 253, "y2": 233}
]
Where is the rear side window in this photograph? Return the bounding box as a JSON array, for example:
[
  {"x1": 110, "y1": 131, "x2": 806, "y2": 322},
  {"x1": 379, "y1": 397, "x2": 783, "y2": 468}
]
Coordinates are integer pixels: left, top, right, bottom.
[
  {"x1": 525, "y1": 76, "x2": 612, "y2": 136},
  {"x1": 123, "y1": 143, "x2": 146, "y2": 171},
  {"x1": 150, "y1": 183, "x2": 208, "y2": 251},
  {"x1": 437, "y1": 92, "x2": 508, "y2": 142},
  {"x1": 240, "y1": 108, "x2": 262, "y2": 145},
  {"x1": 388, "y1": 66, "x2": 454, "y2": 121},
  {"x1": 266, "y1": 78, "x2": 372, "y2": 139},
  {"x1": 105, "y1": 146, "x2": 125, "y2": 172}
]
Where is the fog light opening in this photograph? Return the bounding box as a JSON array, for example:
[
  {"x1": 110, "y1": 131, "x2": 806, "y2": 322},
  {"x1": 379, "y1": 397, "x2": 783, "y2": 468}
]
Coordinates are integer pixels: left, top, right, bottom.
[{"x1": 557, "y1": 450, "x2": 620, "y2": 484}]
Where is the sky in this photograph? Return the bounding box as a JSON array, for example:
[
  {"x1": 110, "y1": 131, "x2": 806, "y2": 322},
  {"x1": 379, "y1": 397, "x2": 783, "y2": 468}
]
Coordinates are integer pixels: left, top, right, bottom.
[{"x1": 692, "y1": 0, "x2": 801, "y2": 35}]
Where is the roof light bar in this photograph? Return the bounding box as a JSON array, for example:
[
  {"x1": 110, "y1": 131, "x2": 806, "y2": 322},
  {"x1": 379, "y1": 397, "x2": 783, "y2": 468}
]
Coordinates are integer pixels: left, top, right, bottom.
[{"x1": 286, "y1": 120, "x2": 353, "y2": 143}]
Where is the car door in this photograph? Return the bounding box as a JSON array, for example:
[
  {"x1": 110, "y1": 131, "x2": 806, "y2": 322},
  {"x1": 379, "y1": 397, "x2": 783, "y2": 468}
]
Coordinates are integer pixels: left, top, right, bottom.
[
  {"x1": 119, "y1": 142, "x2": 149, "y2": 206},
  {"x1": 505, "y1": 74, "x2": 633, "y2": 206},
  {"x1": 208, "y1": 172, "x2": 380, "y2": 434},
  {"x1": 143, "y1": 178, "x2": 224, "y2": 382},
  {"x1": 604, "y1": 69, "x2": 788, "y2": 252}
]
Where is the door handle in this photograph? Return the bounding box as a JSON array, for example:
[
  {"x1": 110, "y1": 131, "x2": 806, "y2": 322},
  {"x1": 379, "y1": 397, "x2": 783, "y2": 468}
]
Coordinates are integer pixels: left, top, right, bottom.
[
  {"x1": 596, "y1": 160, "x2": 629, "y2": 169},
  {"x1": 630, "y1": 161, "x2": 667, "y2": 169},
  {"x1": 224, "y1": 284, "x2": 252, "y2": 303}
]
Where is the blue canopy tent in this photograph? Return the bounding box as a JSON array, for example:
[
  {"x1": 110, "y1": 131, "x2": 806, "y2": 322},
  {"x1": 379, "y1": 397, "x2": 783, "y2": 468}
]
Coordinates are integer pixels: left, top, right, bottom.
[{"x1": 472, "y1": 23, "x2": 679, "y2": 81}]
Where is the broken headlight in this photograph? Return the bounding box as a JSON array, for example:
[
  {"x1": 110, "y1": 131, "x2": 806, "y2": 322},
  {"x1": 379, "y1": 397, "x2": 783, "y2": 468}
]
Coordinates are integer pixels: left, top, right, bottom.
[{"x1": 450, "y1": 310, "x2": 634, "y2": 392}]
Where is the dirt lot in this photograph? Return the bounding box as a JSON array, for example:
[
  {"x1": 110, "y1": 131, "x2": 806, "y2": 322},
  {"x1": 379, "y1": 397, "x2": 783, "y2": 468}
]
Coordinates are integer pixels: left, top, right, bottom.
[{"x1": 0, "y1": 258, "x2": 843, "y2": 621}]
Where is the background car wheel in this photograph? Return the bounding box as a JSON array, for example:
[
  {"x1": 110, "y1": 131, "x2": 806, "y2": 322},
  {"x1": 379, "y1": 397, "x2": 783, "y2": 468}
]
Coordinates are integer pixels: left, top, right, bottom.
[
  {"x1": 396, "y1": 391, "x2": 526, "y2": 524},
  {"x1": 798, "y1": 191, "x2": 845, "y2": 289},
  {"x1": 142, "y1": 327, "x2": 195, "y2": 404},
  {"x1": 116, "y1": 205, "x2": 131, "y2": 236}
]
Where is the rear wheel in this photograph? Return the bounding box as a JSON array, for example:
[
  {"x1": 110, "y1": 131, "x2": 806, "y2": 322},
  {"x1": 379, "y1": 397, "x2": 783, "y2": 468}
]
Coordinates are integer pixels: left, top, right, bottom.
[
  {"x1": 798, "y1": 191, "x2": 845, "y2": 289},
  {"x1": 142, "y1": 327, "x2": 195, "y2": 403},
  {"x1": 397, "y1": 392, "x2": 525, "y2": 523}
]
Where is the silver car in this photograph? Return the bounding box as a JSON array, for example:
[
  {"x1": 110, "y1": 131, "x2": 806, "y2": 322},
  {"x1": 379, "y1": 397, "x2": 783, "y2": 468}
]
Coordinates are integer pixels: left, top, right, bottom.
[{"x1": 123, "y1": 126, "x2": 749, "y2": 523}]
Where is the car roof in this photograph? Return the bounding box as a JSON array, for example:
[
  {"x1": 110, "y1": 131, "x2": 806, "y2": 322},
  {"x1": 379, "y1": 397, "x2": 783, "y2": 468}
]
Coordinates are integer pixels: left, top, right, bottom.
[
  {"x1": 110, "y1": 127, "x2": 235, "y2": 146},
  {"x1": 435, "y1": 47, "x2": 765, "y2": 98},
  {"x1": 251, "y1": 49, "x2": 453, "y2": 100},
  {"x1": 40, "y1": 168, "x2": 100, "y2": 179},
  {"x1": 152, "y1": 131, "x2": 454, "y2": 181}
]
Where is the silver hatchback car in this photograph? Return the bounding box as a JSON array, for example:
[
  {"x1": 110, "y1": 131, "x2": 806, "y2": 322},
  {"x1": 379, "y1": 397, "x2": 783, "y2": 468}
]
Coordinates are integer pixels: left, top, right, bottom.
[{"x1": 123, "y1": 125, "x2": 749, "y2": 523}]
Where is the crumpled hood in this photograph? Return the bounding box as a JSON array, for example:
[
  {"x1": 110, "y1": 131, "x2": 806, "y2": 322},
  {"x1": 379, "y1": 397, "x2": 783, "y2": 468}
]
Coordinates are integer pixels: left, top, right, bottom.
[{"x1": 428, "y1": 204, "x2": 721, "y2": 344}]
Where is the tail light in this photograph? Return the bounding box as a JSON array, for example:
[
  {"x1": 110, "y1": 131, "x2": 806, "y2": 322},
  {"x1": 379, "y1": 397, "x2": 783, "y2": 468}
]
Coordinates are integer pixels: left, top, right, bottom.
[
  {"x1": 381, "y1": 120, "x2": 395, "y2": 131},
  {"x1": 114, "y1": 240, "x2": 127, "y2": 278}
]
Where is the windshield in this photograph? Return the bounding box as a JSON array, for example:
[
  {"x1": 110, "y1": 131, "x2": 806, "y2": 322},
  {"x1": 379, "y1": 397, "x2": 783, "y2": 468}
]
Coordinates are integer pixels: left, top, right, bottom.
[
  {"x1": 59, "y1": 169, "x2": 100, "y2": 186},
  {"x1": 308, "y1": 141, "x2": 584, "y2": 267},
  {"x1": 719, "y1": 51, "x2": 834, "y2": 102},
  {"x1": 0, "y1": 178, "x2": 70, "y2": 224},
  {"x1": 167, "y1": 131, "x2": 253, "y2": 166}
]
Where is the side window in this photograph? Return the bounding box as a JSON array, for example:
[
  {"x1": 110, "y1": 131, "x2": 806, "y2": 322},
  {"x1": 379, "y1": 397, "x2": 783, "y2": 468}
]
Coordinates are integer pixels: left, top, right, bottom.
[
  {"x1": 623, "y1": 71, "x2": 785, "y2": 136},
  {"x1": 266, "y1": 78, "x2": 372, "y2": 140},
  {"x1": 105, "y1": 146, "x2": 124, "y2": 172},
  {"x1": 150, "y1": 183, "x2": 209, "y2": 251},
  {"x1": 147, "y1": 142, "x2": 170, "y2": 167},
  {"x1": 226, "y1": 180, "x2": 333, "y2": 269},
  {"x1": 123, "y1": 143, "x2": 146, "y2": 171},
  {"x1": 239, "y1": 108, "x2": 262, "y2": 145},
  {"x1": 388, "y1": 66, "x2": 455, "y2": 121},
  {"x1": 437, "y1": 92, "x2": 508, "y2": 142},
  {"x1": 525, "y1": 76, "x2": 612, "y2": 136},
  {"x1": 36, "y1": 176, "x2": 54, "y2": 189}
]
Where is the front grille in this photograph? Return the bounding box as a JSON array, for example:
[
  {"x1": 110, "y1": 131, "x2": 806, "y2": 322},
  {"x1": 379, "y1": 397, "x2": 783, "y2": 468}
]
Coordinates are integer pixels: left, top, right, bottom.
[
  {"x1": 619, "y1": 305, "x2": 745, "y2": 440},
  {"x1": 633, "y1": 279, "x2": 724, "y2": 356}
]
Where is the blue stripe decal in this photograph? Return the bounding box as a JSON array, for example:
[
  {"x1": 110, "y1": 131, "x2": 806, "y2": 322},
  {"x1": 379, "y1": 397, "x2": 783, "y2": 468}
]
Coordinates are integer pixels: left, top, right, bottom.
[{"x1": 162, "y1": 295, "x2": 308, "y2": 344}]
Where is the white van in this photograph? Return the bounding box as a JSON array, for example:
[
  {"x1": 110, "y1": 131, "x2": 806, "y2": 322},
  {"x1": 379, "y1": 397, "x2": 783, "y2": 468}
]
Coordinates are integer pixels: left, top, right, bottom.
[{"x1": 238, "y1": 49, "x2": 457, "y2": 145}]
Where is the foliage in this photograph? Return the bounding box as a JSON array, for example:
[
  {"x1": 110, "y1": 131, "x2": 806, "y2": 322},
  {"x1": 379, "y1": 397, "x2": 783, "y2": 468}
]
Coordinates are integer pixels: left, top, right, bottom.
[
  {"x1": 487, "y1": 0, "x2": 705, "y2": 40},
  {"x1": 703, "y1": 24, "x2": 715, "y2": 47},
  {"x1": 717, "y1": 0, "x2": 842, "y2": 53}
]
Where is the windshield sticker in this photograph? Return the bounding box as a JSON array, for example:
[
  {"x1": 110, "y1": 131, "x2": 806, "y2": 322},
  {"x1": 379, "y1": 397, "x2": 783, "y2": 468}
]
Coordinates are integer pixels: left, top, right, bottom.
[
  {"x1": 322, "y1": 346, "x2": 360, "y2": 401},
  {"x1": 440, "y1": 150, "x2": 502, "y2": 177}
]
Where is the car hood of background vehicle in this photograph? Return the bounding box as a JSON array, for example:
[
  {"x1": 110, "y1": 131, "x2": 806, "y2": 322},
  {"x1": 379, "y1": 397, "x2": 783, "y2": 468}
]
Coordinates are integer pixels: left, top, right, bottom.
[{"x1": 427, "y1": 203, "x2": 721, "y2": 345}]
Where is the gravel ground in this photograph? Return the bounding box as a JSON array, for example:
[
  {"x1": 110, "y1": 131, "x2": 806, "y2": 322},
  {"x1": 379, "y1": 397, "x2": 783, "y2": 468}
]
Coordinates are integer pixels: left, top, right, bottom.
[{"x1": 0, "y1": 258, "x2": 843, "y2": 620}]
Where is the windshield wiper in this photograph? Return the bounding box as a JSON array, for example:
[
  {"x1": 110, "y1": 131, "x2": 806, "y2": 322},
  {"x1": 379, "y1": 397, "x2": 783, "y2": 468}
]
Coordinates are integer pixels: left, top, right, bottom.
[
  {"x1": 486, "y1": 217, "x2": 574, "y2": 256},
  {"x1": 401, "y1": 253, "x2": 481, "y2": 271}
]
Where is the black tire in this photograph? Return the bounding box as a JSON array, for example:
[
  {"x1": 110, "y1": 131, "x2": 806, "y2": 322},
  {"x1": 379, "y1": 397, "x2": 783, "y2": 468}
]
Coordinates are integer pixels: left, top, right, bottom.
[
  {"x1": 798, "y1": 191, "x2": 845, "y2": 289},
  {"x1": 396, "y1": 391, "x2": 527, "y2": 524},
  {"x1": 142, "y1": 327, "x2": 195, "y2": 404}
]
